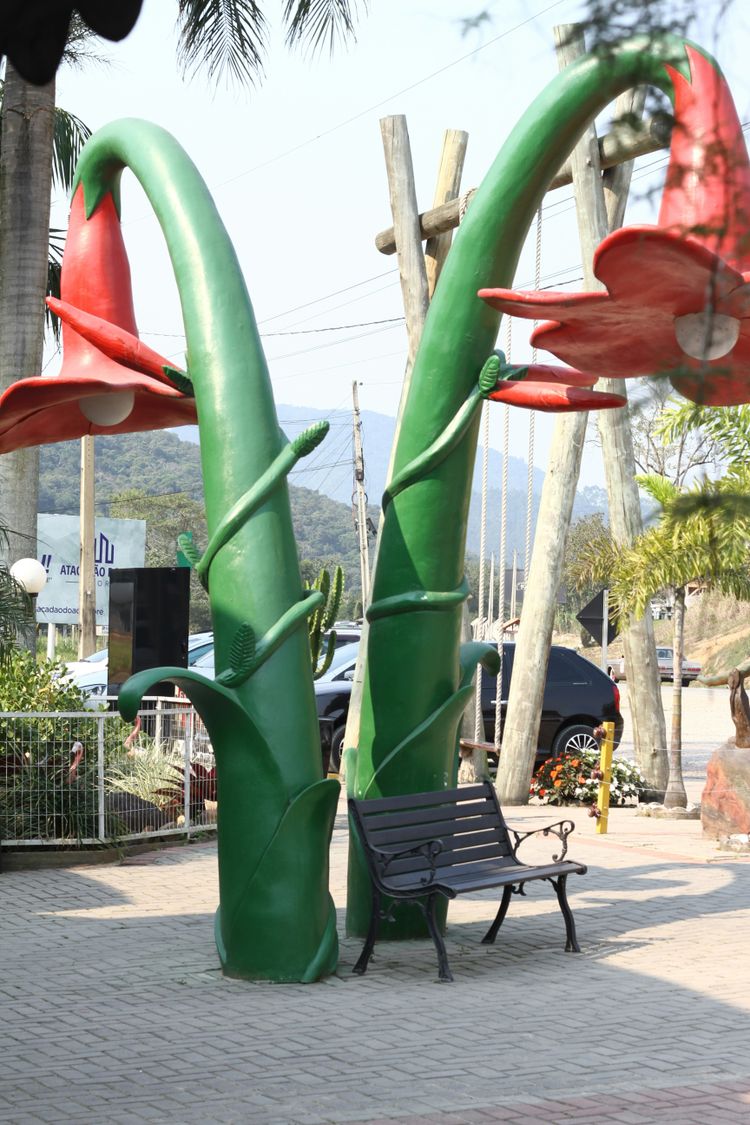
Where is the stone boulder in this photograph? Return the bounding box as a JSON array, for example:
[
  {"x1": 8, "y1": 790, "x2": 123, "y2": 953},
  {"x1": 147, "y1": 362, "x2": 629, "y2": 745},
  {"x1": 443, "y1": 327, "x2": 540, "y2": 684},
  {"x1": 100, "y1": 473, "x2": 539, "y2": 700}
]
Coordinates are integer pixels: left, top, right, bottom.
[{"x1": 702, "y1": 740, "x2": 750, "y2": 838}]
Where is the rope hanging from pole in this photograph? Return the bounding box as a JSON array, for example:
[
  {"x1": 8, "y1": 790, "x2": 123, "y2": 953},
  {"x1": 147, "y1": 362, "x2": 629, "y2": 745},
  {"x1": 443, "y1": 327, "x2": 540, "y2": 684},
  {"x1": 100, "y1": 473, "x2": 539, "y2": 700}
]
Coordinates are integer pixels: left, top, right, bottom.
[
  {"x1": 524, "y1": 206, "x2": 542, "y2": 587},
  {"x1": 494, "y1": 316, "x2": 511, "y2": 753},
  {"x1": 474, "y1": 400, "x2": 490, "y2": 741}
]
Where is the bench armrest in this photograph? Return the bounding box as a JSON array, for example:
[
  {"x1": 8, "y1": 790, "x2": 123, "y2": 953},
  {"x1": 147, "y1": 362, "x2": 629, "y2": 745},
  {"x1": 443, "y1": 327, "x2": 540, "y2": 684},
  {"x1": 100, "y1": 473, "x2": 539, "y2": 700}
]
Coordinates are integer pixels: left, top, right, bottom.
[
  {"x1": 509, "y1": 819, "x2": 575, "y2": 862},
  {"x1": 369, "y1": 839, "x2": 444, "y2": 886}
]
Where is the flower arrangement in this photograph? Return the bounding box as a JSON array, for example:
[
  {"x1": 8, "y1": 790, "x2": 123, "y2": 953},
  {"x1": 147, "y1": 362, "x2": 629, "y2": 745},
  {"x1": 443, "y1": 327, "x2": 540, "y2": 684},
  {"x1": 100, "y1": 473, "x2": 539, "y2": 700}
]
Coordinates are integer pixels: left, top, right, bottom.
[{"x1": 529, "y1": 749, "x2": 644, "y2": 806}]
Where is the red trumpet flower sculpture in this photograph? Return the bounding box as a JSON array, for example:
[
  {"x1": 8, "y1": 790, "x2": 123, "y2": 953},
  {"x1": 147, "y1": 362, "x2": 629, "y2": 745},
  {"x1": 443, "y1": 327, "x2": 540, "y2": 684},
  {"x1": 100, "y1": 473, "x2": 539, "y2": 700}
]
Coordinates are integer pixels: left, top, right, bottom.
[
  {"x1": 480, "y1": 46, "x2": 750, "y2": 408},
  {"x1": 0, "y1": 186, "x2": 196, "y2": 454}
]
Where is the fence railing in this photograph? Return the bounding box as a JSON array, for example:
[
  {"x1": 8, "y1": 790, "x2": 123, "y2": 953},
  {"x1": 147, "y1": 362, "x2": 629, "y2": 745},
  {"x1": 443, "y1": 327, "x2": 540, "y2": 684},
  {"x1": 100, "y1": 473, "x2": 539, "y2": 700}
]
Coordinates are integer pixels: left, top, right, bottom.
[{"x1": 0, "y1": 699, "x2": 216, "y2": 849}]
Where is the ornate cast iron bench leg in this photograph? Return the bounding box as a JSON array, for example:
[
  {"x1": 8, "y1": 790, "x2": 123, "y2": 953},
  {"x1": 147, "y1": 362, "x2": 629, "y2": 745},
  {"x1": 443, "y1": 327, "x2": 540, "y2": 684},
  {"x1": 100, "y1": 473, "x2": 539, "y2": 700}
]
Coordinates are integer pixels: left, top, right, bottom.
[
  {"x1": 551, "y1": 873, "x2": 581, "y2": 952},
  {"x1": 353, "y1": 884, "x2": 382, "y2": 975},
  {"x1": 481, "y1": 885, "x2": 513, "y2": 945},
  {"x1": 423, "y1": 892, "x2": 453, "y2": 982}
]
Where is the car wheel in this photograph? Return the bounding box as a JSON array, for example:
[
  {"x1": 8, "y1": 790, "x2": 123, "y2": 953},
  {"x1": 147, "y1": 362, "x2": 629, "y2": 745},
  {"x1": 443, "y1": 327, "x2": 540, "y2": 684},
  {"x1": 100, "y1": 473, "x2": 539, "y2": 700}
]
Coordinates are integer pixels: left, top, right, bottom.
[
  {"x1": 329, "y1": 725, "x2": 346, "y2": 773},
  {"x1": 551, "y1": 724, "x2": 599, "y2": 757},
  {"x1": 681, "y1": 677, "x2": 691, "y2": 688}
]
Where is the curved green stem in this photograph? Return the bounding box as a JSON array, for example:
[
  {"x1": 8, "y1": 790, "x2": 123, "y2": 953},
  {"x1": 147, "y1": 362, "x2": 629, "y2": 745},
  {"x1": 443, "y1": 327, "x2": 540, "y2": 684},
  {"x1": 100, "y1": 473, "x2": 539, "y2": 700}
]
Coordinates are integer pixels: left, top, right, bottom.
[{"x1": 74, "y1": 122, "x2": 337, "y2": 980}]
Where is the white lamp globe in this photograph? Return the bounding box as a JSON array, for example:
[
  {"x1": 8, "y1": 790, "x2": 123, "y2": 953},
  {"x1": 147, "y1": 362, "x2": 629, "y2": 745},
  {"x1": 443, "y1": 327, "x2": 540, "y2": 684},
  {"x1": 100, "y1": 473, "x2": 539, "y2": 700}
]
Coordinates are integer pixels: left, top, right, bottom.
[
  {"x1": 10, "y1": 557, "x2": 48, "y2": 595},
  {"x1": 80, "y1": 391, "x2": 135, "y2": 427}
]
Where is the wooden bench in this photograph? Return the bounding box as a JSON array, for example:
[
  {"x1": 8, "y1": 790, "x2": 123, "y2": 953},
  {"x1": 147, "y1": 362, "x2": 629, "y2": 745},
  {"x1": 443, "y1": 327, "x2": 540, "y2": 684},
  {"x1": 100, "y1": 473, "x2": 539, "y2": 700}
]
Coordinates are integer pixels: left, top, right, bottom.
[{"x1": 349, "y1": 781, "x2": 587, "y2": 981}]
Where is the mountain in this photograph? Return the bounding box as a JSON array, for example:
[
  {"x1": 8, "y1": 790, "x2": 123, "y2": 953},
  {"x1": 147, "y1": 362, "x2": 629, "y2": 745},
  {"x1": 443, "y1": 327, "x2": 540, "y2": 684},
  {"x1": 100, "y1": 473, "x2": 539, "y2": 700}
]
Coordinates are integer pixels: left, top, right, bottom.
[
  {"x1": 171, "y1": 406, "x2": 609, "y2": 556},
  {"x1": 37, "y1": 410, "x2": 608, "y2": 590}
]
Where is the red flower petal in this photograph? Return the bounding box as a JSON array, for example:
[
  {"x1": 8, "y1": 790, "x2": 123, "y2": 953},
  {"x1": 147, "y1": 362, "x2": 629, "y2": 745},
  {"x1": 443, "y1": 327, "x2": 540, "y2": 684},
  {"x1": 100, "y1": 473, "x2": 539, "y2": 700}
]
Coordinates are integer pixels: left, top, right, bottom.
[
  {"x1": 487, "y1": 381, "x2": 625, "y2": 412},
  {"x1": 660, "y1": 46, "x2": 750, "y2": 270},
  {"x1": 509, "y1": 363, "x2": 596, "y2": 388},
  {"x1": 47, "y1": 296, "x2": 183, "y2": 388},
  {"x1": 0, "y1": 368, "x2": 196, "y2": 454},
  {"x1": 594, "y1": 227, "x2": 744, "y2": 311}
]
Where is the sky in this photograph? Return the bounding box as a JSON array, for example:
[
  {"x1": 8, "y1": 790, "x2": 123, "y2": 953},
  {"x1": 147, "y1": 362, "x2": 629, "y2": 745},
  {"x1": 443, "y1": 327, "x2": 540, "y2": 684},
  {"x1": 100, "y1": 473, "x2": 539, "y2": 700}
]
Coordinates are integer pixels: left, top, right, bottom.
[{"x1": 50, "y1": 0, "x2": 750, "y2": 494}]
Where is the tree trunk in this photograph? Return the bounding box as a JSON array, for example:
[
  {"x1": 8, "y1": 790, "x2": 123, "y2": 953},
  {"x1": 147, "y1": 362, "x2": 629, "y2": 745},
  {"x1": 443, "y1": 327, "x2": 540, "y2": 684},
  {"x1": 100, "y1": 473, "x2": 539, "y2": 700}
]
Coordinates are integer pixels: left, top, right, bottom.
[
  {"x1": 664, "y1": 586, "x2": 688, "y2": 807},
  {"x1": 597, "y1": 87, "x2": 668, "y2": 794},
  {"x1": 0, "y1": 66, "x2": 54, "y2": 638}
]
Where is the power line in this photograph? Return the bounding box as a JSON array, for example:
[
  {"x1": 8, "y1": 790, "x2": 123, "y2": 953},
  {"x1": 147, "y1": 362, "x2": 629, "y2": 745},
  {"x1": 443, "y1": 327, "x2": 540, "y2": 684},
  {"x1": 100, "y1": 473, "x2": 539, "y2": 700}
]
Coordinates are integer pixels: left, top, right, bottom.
[
  {"x1": 263, "y1": 316, "x2": 404, "y2": 337},
  {"x1": 206, "y1": 0, "x2": 573, "y2": 193}
]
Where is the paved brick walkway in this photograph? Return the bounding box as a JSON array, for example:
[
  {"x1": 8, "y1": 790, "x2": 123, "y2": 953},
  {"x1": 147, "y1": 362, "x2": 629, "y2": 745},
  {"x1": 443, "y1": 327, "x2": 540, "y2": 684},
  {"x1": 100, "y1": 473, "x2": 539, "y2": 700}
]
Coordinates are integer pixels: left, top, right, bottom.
[{"x1": 2, "y1": 798, "x2": 750, "y2": 1124}]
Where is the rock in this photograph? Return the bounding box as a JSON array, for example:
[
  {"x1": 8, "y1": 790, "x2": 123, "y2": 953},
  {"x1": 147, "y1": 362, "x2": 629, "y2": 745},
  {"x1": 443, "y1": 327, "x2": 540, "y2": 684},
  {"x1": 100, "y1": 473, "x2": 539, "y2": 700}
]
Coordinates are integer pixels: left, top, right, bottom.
[
  {"x1": 636, "y1": 804, "x2": 700, "y2": 819},
  {"x1": 701, "y1": 740, "x2": 750, "y2": 838}
]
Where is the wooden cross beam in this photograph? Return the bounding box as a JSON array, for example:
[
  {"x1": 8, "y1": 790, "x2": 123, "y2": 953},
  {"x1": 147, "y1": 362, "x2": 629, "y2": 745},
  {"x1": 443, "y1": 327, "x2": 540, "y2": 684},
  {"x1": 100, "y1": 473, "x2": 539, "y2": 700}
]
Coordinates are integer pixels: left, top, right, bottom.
[{"x1": 374, "y1": 112, "x2": 671, "y2": 255}]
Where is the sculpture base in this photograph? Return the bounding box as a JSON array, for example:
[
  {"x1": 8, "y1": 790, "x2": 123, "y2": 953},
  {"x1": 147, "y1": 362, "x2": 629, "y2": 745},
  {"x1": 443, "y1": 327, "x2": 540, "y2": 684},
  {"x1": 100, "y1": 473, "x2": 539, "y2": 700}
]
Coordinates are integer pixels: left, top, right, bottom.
[{"x1": 701, "y1": 740, "x2": 750, "y2": 838}]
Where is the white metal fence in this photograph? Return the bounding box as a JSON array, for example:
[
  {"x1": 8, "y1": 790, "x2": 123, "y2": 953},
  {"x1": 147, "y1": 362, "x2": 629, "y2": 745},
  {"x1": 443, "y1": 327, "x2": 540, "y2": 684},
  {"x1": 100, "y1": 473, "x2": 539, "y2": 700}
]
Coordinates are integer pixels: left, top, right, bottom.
[{"x1": 0, "y1": 699, "x2": 216, "y2": 849}]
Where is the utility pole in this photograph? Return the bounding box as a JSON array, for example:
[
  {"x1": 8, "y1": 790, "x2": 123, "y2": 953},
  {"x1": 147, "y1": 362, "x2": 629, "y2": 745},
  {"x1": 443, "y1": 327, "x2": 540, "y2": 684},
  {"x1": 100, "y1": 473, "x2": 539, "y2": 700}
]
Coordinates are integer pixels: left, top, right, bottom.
[
  {"x1": 352, "y1": 380, "x2": 371, "y2": 612},
  {"x1": 78, "y1": 435, "x2": 96, "y2": 658}
]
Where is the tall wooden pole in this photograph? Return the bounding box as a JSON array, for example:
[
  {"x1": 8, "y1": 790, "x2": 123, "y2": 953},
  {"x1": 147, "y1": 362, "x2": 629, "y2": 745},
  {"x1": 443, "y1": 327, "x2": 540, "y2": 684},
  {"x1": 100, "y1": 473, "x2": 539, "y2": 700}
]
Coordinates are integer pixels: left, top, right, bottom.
[
  {"x1": 78, "y1": 435, "x2": 96, "y2": 658},
  {"x1": 344, "y1": 122, "x2": 467, "y2": 764},
  {"x1": 425, "y1": 129, "x2": 468, "y2": 299},
  {"x1": 497, "y1": 23, "x2": 642, "y2": 802},
  {"x1": 596, "y1": 90, "x2": 669, "y2": 792}
]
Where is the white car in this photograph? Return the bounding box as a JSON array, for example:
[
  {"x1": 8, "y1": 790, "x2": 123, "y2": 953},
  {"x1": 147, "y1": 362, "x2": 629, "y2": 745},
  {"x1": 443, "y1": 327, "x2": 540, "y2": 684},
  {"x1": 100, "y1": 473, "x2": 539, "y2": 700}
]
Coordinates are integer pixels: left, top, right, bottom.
[
  {"x1": 68, "y1": 632, "x2": 215, "y2": 701},
  {"x1": 655, "y1": 647, "x2": 702, "y2": 686}
]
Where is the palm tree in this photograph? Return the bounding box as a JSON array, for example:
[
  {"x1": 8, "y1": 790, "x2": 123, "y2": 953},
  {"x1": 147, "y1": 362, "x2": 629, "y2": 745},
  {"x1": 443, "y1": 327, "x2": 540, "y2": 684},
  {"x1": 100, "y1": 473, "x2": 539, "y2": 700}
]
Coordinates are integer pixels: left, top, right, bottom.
[
  {"x1": 574, "y1": 469, "x2": 750, "y2": 806},
  {"x1": 0, "y1": 0, "x2": 361, "y2": 584}
]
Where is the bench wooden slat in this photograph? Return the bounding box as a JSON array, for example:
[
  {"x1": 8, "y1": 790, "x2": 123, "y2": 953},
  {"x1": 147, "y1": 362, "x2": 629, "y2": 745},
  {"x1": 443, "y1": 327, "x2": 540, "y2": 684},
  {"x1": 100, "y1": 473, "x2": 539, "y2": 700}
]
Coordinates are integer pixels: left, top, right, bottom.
[
  {"x1": 354, "y1": 783, "x2": 489, "y2": 814},
  {"x1": 382, "y1": 836, "x2": 514, "y2": 876},
  {"x1": 360, "y1": 797, "x2": 496, "y2": 834},
  {"x1": 367, "y1": 811, "x2": 506, "y2": 847}
]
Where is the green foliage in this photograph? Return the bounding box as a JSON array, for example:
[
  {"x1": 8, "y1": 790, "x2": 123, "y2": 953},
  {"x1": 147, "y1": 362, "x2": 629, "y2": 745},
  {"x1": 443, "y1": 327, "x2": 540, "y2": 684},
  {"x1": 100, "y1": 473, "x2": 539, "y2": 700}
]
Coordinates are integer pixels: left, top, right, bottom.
[
  {"x1": 564, "y1": 513, "x2": 613, "y2": 605},
  {"x1": 0, "y1": 653, "x2": 109, "y2": 766},
  {"x1": 656, "y1": 402, "x2": 750, "y2": 467},
  {"x1": 0, "y1": 757, "x2": 100, "y2": 841},
  {"x1": 529, "y1": 750, "x2": 644, "y2": 806},
  {"x1": 106, "y1": 745, "x2": 183, "y2": 808}
]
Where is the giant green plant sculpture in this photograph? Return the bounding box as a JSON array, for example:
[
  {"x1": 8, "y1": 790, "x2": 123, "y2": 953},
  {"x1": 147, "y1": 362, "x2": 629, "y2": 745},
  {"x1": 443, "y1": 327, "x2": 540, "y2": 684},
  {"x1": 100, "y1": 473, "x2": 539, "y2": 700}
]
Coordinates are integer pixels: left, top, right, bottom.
[
  {"x1": 62, "y1": 122, "x2": 340, "y2": 982},
  {"x1": 346, "y1": 35, "x2": 723, "y2": 938}
]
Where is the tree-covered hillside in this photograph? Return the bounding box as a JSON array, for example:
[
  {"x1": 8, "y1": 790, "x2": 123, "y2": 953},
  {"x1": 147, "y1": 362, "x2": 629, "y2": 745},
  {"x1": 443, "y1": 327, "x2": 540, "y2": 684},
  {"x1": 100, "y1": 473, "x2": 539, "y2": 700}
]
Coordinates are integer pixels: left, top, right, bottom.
[{"x1": 39, "y1": 431, "x2": 370, "y2": 613}]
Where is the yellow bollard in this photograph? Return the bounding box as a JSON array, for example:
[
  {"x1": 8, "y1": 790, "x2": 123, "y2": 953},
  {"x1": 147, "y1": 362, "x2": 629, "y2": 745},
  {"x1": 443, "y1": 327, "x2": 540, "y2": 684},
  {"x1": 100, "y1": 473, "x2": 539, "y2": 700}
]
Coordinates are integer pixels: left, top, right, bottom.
[{"x1": 595, "y1": 721, "x2": 615, "y2": 835}]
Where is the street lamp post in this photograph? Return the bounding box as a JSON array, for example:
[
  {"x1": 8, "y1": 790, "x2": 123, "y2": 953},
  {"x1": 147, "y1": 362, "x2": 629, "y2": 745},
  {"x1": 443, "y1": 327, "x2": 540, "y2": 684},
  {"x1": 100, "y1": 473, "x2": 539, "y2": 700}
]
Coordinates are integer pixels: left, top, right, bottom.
[{"x1": 10, "y1": 558, "x2": 47, "y2": 658}]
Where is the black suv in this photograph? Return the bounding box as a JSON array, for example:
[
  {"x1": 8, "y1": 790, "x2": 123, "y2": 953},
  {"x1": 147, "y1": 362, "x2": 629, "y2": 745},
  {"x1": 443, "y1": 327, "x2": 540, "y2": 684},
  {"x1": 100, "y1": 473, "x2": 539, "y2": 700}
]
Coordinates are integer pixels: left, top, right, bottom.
[{"x1": 316, "y1": 641, "x2": 623, "y2": 771}]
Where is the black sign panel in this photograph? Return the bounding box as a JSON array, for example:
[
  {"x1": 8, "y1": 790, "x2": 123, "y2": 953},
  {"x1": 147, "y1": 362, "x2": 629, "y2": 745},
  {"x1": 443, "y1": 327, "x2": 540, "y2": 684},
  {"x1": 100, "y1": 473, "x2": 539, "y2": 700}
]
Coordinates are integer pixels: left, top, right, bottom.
[{"x1": 576, "y1": 589, "x2": 619, "y2": 647}]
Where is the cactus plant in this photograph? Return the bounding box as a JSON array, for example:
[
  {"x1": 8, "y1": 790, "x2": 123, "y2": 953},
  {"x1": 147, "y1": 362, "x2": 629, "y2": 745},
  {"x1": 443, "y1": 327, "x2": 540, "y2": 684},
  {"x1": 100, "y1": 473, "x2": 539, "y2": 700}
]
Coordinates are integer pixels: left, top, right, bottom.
[{"x1": 309, "y1": 565, "x2": 344, "y2": 680}]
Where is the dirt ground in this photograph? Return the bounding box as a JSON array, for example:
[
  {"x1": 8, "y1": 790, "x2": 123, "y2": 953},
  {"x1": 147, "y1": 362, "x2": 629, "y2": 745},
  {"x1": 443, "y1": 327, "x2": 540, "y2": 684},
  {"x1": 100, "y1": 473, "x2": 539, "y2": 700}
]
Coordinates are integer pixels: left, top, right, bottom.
[{"x1": 557, "y1": 591, "x2": 750, "y2": 678}]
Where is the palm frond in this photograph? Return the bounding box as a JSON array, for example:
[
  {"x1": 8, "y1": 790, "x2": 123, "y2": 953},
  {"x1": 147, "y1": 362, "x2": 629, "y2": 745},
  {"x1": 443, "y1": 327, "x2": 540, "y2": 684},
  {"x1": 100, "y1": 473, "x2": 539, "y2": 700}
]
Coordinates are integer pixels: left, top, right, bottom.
[
  {"x1": 656, "y1": 401, "x2": 750, "y2": 466},
  {"x1": 45, "y1": 227, "x2": 65, "y2": 344},
  {"x1": 283, "y1": 0, "x2": 364, "y2": 56},
  {"x1": 0, "y1": 567, "x2": 34, "y2": 662},
  {"x1": 635, "y1": 472, "x2": 679, "y2": 509},
  {"x1": 52, "y1": 109, "x2": 92, "y2": 193},
  {"x1": 176, "y1": 0, "x2": 268, "y2": 89}
]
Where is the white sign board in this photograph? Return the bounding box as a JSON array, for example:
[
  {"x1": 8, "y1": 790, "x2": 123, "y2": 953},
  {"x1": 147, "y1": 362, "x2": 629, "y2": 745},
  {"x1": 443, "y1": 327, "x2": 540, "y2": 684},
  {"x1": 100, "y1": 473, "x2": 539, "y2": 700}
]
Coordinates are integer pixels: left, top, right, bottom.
[{"x1": 36, "y1": 514, "x2": 146, "y2": 627}]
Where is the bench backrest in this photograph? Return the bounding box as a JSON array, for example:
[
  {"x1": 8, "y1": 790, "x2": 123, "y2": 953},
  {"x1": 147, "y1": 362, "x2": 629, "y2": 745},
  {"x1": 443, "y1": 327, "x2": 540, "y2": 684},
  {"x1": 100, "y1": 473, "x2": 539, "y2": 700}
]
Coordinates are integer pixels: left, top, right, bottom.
[{"x1": 349, "y1": 782, "x2": 516, "y2": 885}]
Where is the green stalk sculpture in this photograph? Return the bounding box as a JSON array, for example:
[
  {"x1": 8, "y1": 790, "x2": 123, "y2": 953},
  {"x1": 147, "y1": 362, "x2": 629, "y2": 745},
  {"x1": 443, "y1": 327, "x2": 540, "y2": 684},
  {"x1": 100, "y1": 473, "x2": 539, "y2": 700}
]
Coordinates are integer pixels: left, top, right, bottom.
[
  {"x1": 347, "y1": 35, "x2": 698, "y2": 937},
  {"x1": 73, "y1": 121, "x2": 339, "y2": 981}
]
